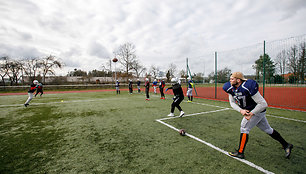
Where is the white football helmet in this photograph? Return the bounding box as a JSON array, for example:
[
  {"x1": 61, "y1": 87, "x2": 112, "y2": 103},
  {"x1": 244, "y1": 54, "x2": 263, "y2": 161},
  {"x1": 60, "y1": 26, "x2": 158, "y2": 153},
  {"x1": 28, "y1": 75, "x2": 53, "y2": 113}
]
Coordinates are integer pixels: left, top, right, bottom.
[
  {"x1": 171, "y1": 77, "x2": 178, "y2": 83},
  {"x1": 33, "y1": 80, "x2": 38, "y2": 84}
]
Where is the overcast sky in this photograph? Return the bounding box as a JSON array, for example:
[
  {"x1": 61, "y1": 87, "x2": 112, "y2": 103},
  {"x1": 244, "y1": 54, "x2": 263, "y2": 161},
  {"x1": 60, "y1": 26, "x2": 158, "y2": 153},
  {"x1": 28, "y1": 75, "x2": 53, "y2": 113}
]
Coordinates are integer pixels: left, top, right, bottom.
[{"x1": 0, "y1": 0, "x2": 305, "y2": 76}]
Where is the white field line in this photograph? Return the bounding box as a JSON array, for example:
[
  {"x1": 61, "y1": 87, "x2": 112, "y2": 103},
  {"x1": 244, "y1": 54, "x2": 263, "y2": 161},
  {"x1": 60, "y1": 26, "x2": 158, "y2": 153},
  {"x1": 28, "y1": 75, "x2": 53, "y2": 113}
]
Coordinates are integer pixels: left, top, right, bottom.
[
  {"x1": 156, "y1": 110, "x2": 274, "y2": 174},
  {"x1": 266, "y1": 114, "x2": 306, "y2": 123},
  {"x1": 0, "y1": 97, "x2": 128, "y2": 108},
  {"x1": 191, "y1": 102, "x2": 306, "y2": 124}
]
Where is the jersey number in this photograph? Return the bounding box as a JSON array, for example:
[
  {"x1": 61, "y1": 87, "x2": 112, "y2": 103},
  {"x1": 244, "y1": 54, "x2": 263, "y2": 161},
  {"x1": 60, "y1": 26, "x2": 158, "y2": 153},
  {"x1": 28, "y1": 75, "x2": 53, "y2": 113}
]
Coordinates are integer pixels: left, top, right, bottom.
[{"x1": 234, "y1": 95, "x2": 246, "y2": 108}]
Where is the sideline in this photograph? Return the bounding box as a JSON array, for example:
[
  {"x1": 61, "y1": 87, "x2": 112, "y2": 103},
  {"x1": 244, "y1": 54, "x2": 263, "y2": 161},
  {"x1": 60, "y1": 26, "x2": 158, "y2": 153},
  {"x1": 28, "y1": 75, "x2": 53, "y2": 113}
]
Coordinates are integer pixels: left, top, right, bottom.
[{"x1": 156, "y1": 109, "x2": 274, "y2": 174}]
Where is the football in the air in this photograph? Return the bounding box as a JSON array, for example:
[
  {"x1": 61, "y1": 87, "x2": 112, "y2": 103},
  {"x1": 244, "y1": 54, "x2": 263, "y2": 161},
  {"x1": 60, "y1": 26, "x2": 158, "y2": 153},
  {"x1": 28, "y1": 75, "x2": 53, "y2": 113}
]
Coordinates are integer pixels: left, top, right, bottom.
[
  {"x1": 112, "y1": 58, "x2": 118, "y2": 62},
  {"x1": 179, "y1": 129, "x2": 186, "y2": 136}
]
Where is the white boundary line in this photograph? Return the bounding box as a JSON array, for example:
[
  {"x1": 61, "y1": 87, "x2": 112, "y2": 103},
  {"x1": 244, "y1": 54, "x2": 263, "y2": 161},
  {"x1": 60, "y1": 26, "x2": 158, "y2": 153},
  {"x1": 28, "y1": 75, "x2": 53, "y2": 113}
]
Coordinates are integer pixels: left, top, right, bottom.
[
  {"x1": 191, "y1": 101, "x2": 306, "y2": 124},
  {"x1": 156, "y1": 109, "x2": 274, "y2": 174},
  {"x1": 0, "y1": 97, "x2": 128, "y2": 108}
]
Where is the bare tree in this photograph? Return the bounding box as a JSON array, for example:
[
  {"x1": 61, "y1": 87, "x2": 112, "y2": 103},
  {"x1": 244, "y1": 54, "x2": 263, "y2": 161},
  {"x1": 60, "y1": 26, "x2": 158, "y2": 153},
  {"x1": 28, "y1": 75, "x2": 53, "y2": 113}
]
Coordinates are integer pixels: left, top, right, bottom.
[
  {"x1": 149, "y1": 65, "x2": 160, "y2": 79},
  {"x1": 167, "y1": 63, "x2": 177, "y2": 78},
  {"x1": 132, "y1": 60, "x2": 146, "y2": 78},
  {"x1": 288, "y1": 45, "x2": 299, "y2": 76},
  {"x1": 41, "y1": 55, "x2": 63, "y2": 84},
  {"x1": 0, "y1": 56, "x2": 9, "y2": 86},
  {"x1": 6, "y1": 59, "x2": 23, "y2": 85},
  {"x1": 23, "y1": 57, "x2": 42, "y2": 81},
  {"x1": 115, "y1": 42, "x2": 137, "y2": 76},
  {"x1": 298, "y1": 42, "x2": 305, "y2": 84},
  {"x1": 275, "y1": 49, "x2": 289, "y2": 80}
]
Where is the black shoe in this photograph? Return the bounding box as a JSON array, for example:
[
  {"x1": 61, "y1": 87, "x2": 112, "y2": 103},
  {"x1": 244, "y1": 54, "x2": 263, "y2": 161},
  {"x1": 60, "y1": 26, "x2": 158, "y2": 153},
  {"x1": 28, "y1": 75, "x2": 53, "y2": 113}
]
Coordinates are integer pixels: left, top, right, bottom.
[
  {"x1": 284, "y1": 144, "x2": 293, "y2": 159},
  {"x1": 24, "y1": 104, "x2": 29, "y2": 107},
  {"x1": 229, "y1": 150, "x2": 245, "y2": 159}
]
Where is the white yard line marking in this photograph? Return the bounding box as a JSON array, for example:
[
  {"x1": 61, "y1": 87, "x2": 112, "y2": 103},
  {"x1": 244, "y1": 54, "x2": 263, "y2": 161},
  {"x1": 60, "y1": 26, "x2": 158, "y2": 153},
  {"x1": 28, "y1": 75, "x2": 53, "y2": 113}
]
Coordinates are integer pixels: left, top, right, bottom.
[
  {"x1": 156, "y1": 109, "x2": 274, "y2": 174},
  {"x1": 266, "y1": 114, "x2": 306, "y2": 123},
  {"x1": 0, "y1": 97, "x2": 128, "y2": 108},
  {"x1": 190, "y1": 101, "x2": 306, "y2": 124}
]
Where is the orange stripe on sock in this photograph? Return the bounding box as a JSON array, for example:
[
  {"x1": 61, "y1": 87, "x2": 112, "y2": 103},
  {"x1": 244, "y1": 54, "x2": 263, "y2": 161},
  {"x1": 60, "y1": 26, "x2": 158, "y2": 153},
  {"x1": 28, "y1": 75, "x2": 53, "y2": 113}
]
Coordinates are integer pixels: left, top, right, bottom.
[{"x1": 239, "y1": 133, "x2": 247, "y2": 153}]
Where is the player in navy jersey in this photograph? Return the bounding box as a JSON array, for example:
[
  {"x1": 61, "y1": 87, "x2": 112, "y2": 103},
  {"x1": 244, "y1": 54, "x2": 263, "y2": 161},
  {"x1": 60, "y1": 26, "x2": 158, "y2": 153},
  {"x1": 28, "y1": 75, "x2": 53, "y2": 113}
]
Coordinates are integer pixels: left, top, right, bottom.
[
  {"x1": 115, "y1": 80, "x2": 120, "y2": 94},
  {"x1": 223, "y1": 72, "x2": 293, "y2": 159},
  {"x1": 152, "y1": 79, "x2": 158, "y2": 94},
  {"x1": 165, "y1": 77, "x2": 184, "y2": 117},
  {"x1": 24, "y1": 80, "x2": 39, "y2": 107},
  {"x1": 137, "y1": 79, "x2": 141, "y2": 93},
  {"x1": 186, "y1": 79, "x2": 194, "y2": 102}
]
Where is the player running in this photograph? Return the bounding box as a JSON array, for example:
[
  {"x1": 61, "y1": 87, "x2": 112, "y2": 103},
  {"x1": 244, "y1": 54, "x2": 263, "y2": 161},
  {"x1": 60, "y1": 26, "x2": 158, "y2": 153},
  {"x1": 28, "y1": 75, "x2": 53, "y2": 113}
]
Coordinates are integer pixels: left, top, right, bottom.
[
  {"x1": 186, "y1": 79, "x2": 194, "y2": 102},
  {"x1": 115, "y1": 80, "x2": 120, "y2": 94},
  {"x1": 165, "y1": 77, "x2": 184, "y2": 117},
  {"x1": 24, "y1": 80, "x2": 39, "y2": 107},
  {"x1": 223, "y1": 72, "x2": 293, "y2": 159},
  {"x1": 144, "y1": 78, "x2": 150, "y2": 101},
  {"x1": 35, "y1": 82, "x2": 43, "y2": 97},
  {"x1": 159, "y1": 79, "x2": 165, "y2": 99}
]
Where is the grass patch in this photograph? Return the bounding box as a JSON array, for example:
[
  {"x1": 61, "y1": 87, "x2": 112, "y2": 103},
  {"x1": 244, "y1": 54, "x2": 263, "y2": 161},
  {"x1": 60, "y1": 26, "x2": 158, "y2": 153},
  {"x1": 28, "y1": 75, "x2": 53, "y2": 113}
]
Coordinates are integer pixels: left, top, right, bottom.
[{"x1": 0, "y1": 91, "x2": 305, "y2": 173}]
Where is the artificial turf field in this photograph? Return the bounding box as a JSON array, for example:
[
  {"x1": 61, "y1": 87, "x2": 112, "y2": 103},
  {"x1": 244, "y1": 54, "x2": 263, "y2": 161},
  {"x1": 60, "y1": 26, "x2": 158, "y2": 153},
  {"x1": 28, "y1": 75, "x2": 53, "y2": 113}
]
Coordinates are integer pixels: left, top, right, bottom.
[{"x1": 0, "y1": 91, "x2": 305, "y2": 174}]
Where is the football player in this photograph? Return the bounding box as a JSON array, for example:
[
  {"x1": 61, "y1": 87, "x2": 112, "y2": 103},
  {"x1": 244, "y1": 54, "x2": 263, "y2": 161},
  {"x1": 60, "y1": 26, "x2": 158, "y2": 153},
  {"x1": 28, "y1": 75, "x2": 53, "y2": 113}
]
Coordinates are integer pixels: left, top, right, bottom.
[
  {"x1": 223, "y1": 72, "x2": 293, "y2": 159},
  {"x1": 152, "y1": 79, "x2": 158, "y2": 94},
  {"x1": 159, "y1": 79, "x2": 165, "y2": 99},
  {"x1": 165, "y1": 77, "x2": 184, "y2": 117},
  {"x1": 115, "y1": 80, "x2": 120, "y2": 94},
  {"x1": 186, "y1": 78, "x2": 194, "y2": 102},
  {"x1": 34, "y1": 82, "x2": 43, "y2": 97},
  {"x1": 144, "y1": 78, "x2": 150, "y2": 101},
  {"x1": 24, "y1": 80, "x2": 39, "y2": 107},
  {"x1": 137, "y1": 79, "x2": 141, "y2": 93},
  {"x1": 128, "y1": 79, "x2": 133, "y2": 94}
]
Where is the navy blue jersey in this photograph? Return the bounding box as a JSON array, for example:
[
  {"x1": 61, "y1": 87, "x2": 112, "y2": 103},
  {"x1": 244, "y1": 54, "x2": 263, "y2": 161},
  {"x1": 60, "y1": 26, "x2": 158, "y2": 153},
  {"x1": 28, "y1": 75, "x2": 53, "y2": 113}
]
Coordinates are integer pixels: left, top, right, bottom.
[
  {"x1": 137, "y1": 81, "x2": 141, "y2": 86},
  {"x1": 152, "y1": 81, "x2": 158, "y2": 86},
  {"x1": 115, "y1": 82, "x2": 120, "y2": 87},
  {"x1": 223, "y1": 79, "x2": 259, "y2": 111}
]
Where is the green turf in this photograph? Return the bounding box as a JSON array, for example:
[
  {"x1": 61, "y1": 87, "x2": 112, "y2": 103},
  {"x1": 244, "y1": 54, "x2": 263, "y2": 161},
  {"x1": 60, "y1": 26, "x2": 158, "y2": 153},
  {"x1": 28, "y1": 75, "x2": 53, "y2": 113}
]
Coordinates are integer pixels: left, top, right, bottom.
[{"x1": 0, "y1": 91, "x2": 305, "y2": 173}]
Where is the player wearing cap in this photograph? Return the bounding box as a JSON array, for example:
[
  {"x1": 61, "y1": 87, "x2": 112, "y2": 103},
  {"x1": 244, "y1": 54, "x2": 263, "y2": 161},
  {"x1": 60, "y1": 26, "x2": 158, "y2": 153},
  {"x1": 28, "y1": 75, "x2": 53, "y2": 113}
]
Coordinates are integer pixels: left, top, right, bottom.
[
  {"x1": 144, "y1": 78, "x2": 150, "y2": 101},
  {"x1": 187, "y1": 79, "x2": 194, "y2": 102},
  {"x1": 165, "y1": 77, "x2": 185, "y2": 117},
  {"x1": 24, "y1": 80, "x2": 39, "y2": 107},
  {"x1": 223, "y1": 72, "x2": 293, "y2": 159}
]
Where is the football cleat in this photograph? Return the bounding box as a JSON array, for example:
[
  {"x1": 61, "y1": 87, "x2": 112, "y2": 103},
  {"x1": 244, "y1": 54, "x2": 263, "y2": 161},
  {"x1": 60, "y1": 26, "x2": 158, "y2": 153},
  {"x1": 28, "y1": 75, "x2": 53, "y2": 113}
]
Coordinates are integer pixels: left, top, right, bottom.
[
  {"x1": 145, "y1": 99, "x2": 150, "y2": 101},
  {"x1": 24, "y1": 104, "x2": 29, "y2": 107},
  {"x1": 187, "y1": 100, "x2": 192, "y2": 103},
  {"x1": 229, "y1": 150, "x2": 245, "y2": 159},
  {"x1": 179, "y1": 111, "x2": 185, "y2": 117},
  {"x1": 167, "y1": 113, "x2": 174, "y2": 117},
  {"x1": 284, "y1": 144, "x2": 293, "y2": 159}
]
